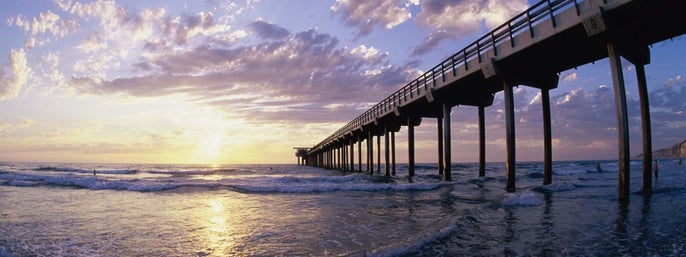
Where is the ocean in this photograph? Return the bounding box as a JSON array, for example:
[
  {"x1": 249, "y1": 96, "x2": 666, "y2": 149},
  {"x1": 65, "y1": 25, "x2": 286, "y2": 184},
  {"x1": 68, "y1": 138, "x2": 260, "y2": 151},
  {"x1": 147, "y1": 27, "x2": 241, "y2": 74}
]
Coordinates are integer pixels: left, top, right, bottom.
[{"x1": 1, "y1": 159, "x2": 685, "y2": 256}]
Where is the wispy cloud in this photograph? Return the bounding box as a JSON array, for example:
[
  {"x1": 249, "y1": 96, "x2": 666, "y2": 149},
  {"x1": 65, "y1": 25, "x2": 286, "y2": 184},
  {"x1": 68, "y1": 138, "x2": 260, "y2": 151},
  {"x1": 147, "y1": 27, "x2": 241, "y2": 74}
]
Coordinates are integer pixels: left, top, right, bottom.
[
  {"x1": 412, "y1": 0, "x2": 528, "y2": 55},
  {"x1": 331, "y1": 0, "x2": 418, "y2": 37},
  {"x1": 0, "y1": 49, "x2": 31, "y2": 101}
]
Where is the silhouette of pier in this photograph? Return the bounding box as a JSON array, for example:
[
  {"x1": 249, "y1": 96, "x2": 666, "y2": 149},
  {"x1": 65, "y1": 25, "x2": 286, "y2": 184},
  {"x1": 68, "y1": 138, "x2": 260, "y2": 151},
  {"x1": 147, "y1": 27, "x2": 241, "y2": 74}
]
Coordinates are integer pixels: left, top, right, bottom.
[{"x1": 297, "y1": 0, "x2": 686, "y2": 201}]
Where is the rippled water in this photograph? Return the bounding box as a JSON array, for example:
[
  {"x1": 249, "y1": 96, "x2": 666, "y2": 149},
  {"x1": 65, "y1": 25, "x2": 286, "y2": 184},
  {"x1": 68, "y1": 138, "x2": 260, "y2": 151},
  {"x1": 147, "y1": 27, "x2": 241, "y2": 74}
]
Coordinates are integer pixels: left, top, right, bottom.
[{"x1": 1, "y1": 160, "x2": 685, "y2": 256}]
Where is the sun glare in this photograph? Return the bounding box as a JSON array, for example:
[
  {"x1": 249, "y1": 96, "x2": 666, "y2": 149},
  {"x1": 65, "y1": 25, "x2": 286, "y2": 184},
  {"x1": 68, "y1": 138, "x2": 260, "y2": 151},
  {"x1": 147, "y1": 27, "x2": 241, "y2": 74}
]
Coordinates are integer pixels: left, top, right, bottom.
[{"x1": 197, "y1": 135, "x2": 227, "y2": 164}]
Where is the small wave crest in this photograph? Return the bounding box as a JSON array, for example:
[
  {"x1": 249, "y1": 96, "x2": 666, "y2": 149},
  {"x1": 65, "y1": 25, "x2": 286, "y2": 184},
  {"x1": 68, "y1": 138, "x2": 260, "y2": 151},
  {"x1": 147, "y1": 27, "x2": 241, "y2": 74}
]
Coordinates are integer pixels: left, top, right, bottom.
[
  {"x1": 34, "y1": 167, "x2": 138, "y2": 175},
  {"x1": 501, "y1": 192, "x2": 543, "y2": 206},
  {"x1": 1, "y1": 171, "x2": 451, "y2": 194},
  {"x1": 532, "y1": 182, "x2": 577, "y2": 193},
  {"x1": 553, "y1": 169, "x2": 588, "y2": 176},
  {"x1": 235, "y1": 174, "x2": 451, "y2": 193}
]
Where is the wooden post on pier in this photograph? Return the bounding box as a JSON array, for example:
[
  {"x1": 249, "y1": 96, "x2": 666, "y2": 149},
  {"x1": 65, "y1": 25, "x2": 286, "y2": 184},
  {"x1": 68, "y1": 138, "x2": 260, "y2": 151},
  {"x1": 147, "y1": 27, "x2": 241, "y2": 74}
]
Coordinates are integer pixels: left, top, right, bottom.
[
  {"x1": 636, "y1": 63, "x2": 652, "y2": 194},
  {"x1": 478, "y1": 106, "x2": 486, "y2": 177},
  {"x1": 437, "y1": 115, "x2": 444, "y2": 176},
  {"x1": 607, "y1": 42, "x2": 631, "y2": 201},
  {"x1": 385, "y1": 127, "x2": 390, "y2": 176},
  {"x1": 542, "y1": 88, "x2": 553, "y2": 185},
  {"x1": 408, "y1": 116, "x2": 415, "y2": 178},
  {"x1": 442, "y1": 103, "x2": 452, "y2": 181},
  {"x1": 504, "y1": 80, "x2": 517, "y2": 192},
  {"x1": 391, "y1": 131, "x2": 396, "y2": 176}
]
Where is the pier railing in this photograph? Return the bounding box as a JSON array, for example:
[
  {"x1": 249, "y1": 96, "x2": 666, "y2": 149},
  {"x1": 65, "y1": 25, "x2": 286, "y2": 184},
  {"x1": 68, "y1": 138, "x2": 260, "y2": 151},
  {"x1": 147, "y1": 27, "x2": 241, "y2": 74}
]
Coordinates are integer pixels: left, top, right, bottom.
[{"x1": 310, "y1": 0, "x2": 583, "y2": 152}]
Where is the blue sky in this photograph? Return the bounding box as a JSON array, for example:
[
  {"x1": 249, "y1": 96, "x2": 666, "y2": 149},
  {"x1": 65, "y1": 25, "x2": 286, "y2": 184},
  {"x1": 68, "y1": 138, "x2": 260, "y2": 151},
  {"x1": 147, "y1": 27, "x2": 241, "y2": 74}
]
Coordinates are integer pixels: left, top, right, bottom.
[{"x1": 0, "y1": 0, "x2": 684, "y2": 164}]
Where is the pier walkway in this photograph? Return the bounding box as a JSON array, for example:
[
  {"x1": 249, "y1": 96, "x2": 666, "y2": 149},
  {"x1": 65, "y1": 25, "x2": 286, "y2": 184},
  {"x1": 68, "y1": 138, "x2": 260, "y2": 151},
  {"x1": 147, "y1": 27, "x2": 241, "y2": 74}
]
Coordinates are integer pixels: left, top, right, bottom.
[{"x1": 298, "y1": 0, "x2": 686, "y2": 201}]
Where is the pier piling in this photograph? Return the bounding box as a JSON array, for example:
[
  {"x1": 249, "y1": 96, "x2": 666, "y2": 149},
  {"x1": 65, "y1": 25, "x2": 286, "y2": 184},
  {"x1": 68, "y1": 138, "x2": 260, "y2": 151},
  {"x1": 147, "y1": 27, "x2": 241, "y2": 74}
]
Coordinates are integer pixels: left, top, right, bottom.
[
  {"x1": 478, "y1": 106, "x2": 486, "y2": 177},
  {"x1": 504, "y1": 80, "x2": 516, "y2": 192},
  {"x1": 442, "y1": 103, "x2": 452, "y2": 181},
  {"x1": 607, "y1": 41, "x2": 631, "y2": 201}
]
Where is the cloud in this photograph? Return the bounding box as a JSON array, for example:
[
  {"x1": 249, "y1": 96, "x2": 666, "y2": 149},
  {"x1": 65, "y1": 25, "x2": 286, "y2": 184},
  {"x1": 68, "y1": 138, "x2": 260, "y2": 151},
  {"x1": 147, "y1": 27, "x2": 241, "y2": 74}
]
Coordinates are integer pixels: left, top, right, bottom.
[
  {"x1": 7, "y1": 10, "x2": 78, "y2": 49},
  {"x1": 331, "y1": 0, "x2": 417, "y2": 37},
  {"x1": 71, "y1": 27, "x2": 416, "y2": 123},
  {"x1": 248, "y1": 20, "x2": 290, "y2": 40},
  {"x1": 413, "y1": 0, "x2": 528, "y2": 55},
  {"x1": 0, "y1": 117, "x2": 34, "y2": 137},
  {"x1": 0, "y1": 49, "x2": 31, "y2": 101},
  {"x1": 563, "y1": 72, "x2": 577, "y2": 82}
]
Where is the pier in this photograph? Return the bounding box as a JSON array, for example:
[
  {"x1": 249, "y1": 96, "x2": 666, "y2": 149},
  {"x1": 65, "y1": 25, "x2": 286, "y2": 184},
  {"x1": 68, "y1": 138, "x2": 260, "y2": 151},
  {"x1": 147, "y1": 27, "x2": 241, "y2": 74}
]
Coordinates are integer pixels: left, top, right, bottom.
[{"x1": 298, "y1": 0, "x2": 686, "y2": 201}]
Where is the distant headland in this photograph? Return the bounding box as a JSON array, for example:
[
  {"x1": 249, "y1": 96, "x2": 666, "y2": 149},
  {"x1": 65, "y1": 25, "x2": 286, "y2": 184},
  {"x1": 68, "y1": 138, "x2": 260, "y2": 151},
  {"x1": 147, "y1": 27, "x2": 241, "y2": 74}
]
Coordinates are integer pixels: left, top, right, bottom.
[{"x1": 636, "y1": 139, "x2": 686, "y2": 159}]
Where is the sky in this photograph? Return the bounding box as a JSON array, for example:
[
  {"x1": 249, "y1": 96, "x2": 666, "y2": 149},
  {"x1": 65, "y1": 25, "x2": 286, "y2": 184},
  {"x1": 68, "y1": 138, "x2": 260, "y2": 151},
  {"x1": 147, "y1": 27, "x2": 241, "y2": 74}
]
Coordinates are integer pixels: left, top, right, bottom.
[{"x1": 0, "y1": 0, "x2": 684, "y2": 165}]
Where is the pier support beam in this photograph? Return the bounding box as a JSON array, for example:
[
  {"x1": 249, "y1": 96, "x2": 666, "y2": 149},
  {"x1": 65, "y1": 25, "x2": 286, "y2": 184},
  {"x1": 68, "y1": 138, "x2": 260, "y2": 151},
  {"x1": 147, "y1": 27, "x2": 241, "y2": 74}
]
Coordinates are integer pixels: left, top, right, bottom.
[
  {"x1": 442, "y1": 103, "x2": 452, "y2": 181},
  {"x1": 636, "y1": 63, "x2": 652, "y2": 194},
  {"x1": 437, "y1": 115, "x2": 444, "y2": 176},
  {"x1": 478, "y1": 106, "x2": 486, "y2": 177},
  {"x1": 358, "y1": 136, "x2": 362, "y2": 172},
  {"x1": 542, "y1": 88, "x2": 553, "y2": 185},
  {"x1": 350, "y1": 138, "x2": 355, "y2": 172},
  {"x1": 607, "y1": 42, "x2": 631, "y2": 201},
  {"x1": 377, "y1": 134, "x2": 381, "y2": 173},
  {"x1": 368, "y1": 131, "x2": 374, "y2": 174},
  {"x1": 385, "y1": 127, "x2": 390, "y2": 176},
  {"x1": 408, "y1": 116, "x2": 415, "y2": 178},
  {"x1": 504, "y1": 80, "x2": 517, "y2": 192},
  {"x1": 337, "y1": 145, "x2": 342, "y2": 171},
  {"x1": 391, "y1": 131, "x2": 396, "y2": 176}
]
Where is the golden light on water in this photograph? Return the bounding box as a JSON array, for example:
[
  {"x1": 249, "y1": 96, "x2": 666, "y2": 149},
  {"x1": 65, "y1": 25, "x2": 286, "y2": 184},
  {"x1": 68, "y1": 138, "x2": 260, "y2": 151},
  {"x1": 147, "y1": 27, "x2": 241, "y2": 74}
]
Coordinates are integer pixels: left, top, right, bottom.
[{"x1": 193, "y1": 197, "x2": 234, "y2": 255}]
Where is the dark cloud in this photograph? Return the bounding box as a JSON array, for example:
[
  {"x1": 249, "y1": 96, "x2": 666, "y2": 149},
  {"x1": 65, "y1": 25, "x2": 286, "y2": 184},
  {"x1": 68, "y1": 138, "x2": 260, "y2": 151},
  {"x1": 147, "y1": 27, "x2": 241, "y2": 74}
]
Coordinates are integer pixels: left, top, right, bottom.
[{"x1": 248, "y1": 20, "x2": 291, "y2": 40}]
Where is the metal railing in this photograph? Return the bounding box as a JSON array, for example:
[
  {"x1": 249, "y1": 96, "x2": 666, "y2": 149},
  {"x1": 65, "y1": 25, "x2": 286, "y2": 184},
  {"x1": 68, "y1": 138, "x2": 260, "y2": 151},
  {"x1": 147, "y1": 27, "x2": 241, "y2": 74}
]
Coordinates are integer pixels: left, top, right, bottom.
[{"x1": 308, "y1": 0, "x2": 584, "y2": 154}]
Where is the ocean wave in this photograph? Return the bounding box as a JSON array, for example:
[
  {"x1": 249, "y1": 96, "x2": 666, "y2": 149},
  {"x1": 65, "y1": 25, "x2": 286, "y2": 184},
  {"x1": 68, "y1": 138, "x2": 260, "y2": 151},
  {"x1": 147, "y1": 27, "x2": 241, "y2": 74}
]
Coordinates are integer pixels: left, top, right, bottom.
[
  {"x1": 34, "y1": 166, "x2": 138, "y2": 175},
  {"x1": 0, "y1": 171, "x2": 451, "y2": 194},
  {"x1": 234, "y1": 174, "x2": 451, "y2": 193}
]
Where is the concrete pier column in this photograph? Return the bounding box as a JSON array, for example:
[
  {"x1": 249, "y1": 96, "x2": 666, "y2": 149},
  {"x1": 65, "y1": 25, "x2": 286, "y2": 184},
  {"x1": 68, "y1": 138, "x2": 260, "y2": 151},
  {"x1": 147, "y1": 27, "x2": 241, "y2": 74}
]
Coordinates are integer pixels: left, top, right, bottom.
[
  {"x1": 368, "y1": 131, "x2": 374, "y2": 174},
  {"x1": 437, "y1": 115, "x2": 444, "y2": 176},
  {"x1": 636, "y1": 63, "x2": 652, "y2": 194},
  {"x1": 408, "y1": 116, "x2": 415, "y2": 178},
  {"x1": 337, "y1": 145, "x2": 341, "y2": 171},
  {"x1": 504, "y1": 80, "x2": 517, "y2": 192},
  {"x1": 607, "y1": 42, "x2": 631, "y2": 201},
  {"x1": 478, "y1": 106, "x2": 486, "y2": 177},
  {"x1": 384, "y1": 127, "x2": 390, "y2": 176},
  {"x1": 344, "y1": 143, "x2": 348, "y2": 170},
  {"x1": 377, "y1": 134, "x2": 381, "y2": 173},
  {"x1": 391, "y1": 131, "x2": 396, "y2": 176},
  {"x1": 350, "y1": 139, "x2": 355, "y2": 172},
  {"x1": 358, "y1": 136, "x2": 362, "y2": 172},
  {"x1": 542, "y1": 88, "x2": 553, "y2": 185},
  {"x1": 442, "y1": 103, "x2": 452, "y2": 181}
]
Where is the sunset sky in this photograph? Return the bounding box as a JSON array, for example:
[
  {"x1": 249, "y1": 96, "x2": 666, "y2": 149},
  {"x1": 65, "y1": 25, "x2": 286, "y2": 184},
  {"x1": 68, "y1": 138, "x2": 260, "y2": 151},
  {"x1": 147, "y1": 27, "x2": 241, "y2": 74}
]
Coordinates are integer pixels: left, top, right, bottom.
[{"x1": 0, "y1": 0, "x2": 684, "y2": 165}]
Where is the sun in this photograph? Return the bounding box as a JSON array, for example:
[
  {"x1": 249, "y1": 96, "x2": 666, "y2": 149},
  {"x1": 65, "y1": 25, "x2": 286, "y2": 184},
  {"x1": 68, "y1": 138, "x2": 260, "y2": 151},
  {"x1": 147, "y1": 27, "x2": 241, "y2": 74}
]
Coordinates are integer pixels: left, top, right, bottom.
[{"x1": 197, "y1": 134, "x2": 227, "y2": 164}]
